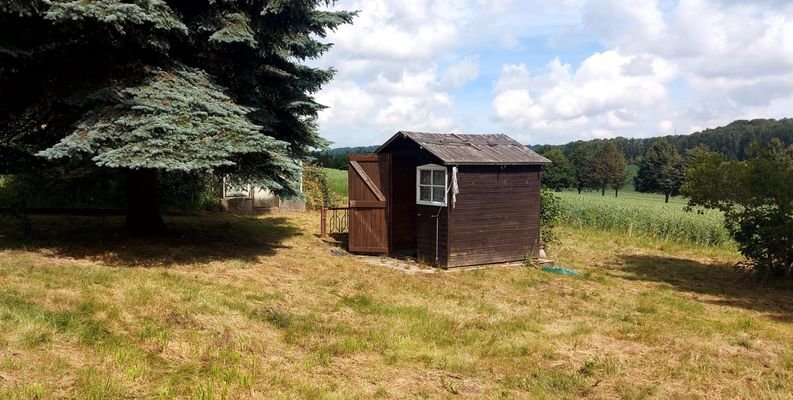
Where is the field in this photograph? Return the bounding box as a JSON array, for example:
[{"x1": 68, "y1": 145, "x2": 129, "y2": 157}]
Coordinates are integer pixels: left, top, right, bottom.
[
  {"x1": 322, "y1": 168, "x2": 348, "y2": 205},
  {"x1": 1, "y1": 213, "x2": 792, "y2": 399},
  {"x1": 556, "y1": 191, "x2": 731, "y2": 247}
]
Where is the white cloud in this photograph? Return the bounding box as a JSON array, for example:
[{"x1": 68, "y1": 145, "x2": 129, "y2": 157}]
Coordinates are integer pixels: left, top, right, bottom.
[
  {"x1": 375, "y1": 96, "x2": 454, "y2": 132},
  {"x1": 583, "y1": 0, "x2": 793, "y2": 111},
  {"x1": 313, "y1": 0, "x2": 793, "y2": 147},
  {"x1": 491, "y1": 51, "x2": 676, "y2": 141},
  {"x1": 369, "y1": 68, "x2": 439, "y2": 96},
  {"x1": 441, "y1": 57, "x2": 480, "y2": 89},
  {"x1": 315, "y1": 81, "x2": 375, "y2": 128}
]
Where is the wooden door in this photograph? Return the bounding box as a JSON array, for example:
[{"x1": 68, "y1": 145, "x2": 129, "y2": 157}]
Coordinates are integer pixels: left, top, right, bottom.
[{"x1": 348, "y1": 154, "x2": 390, "y2": 254}]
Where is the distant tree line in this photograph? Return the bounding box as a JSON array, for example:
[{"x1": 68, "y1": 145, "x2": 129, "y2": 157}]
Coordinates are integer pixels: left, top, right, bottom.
[
  {"x1": 539, "y1": 118, "x2": 793, "y2": 203},
  {"x1": 311, "y1": 146, "x2": 378, "y2": 169},
  {"x1": 532, "y1": 119, "x2": 793, "y2": 163},
  {"x1": 541, "y1": 142, "x2": 629, "y2": 197}
]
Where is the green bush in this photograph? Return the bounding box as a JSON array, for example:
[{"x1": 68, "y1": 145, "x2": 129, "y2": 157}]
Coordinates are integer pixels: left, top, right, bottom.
[
  {"x1": 159, "y1": 172, "x2": 223, "y2": 211},
  {"x1": 303, "y1": 165, "x2": 331, "y2": 211},
  {"x1": 540, "y1": 189, "x2": 561, "y2": 249},
  {"x1": 683, "y1": 140, "x2": 793, "y2": 276}
]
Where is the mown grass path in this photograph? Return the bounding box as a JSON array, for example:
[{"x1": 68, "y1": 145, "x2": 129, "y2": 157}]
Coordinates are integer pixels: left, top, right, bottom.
[{"x1": 0, "y1": 213, "x2": 791, "y2": 399}]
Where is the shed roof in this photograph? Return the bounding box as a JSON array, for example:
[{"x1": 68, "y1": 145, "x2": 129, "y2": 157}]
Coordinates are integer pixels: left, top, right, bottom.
[{"x1": 376, "y1": 131, "x2": 552, "y2": 166}]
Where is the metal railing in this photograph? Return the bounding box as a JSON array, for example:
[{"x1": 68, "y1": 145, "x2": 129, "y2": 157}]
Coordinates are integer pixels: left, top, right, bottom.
[{"x1": 320, "y1": 207, "x2": 349, "y2": 236}]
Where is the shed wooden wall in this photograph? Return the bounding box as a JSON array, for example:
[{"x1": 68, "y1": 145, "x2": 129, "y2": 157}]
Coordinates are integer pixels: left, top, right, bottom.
[
  {"x1": 446, "y1": 165, "x2": 541, "y2": 268},
  {"x1": 416, "y1": 204, "x2": 448, "y2": 266},
  {"x1": 378, "y1": 137, "x2": 543, "y2": 268}
]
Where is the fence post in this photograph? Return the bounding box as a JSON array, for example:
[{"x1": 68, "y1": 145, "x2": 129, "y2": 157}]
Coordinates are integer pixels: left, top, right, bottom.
[{"x1": 320, "y1": 207, "x2": 327, "y2": 237}]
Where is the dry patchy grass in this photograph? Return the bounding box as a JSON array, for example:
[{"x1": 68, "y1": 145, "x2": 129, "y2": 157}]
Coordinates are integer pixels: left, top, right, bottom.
[{"x1": 0, "y1": 213, "x2": 792, "y2": 399}]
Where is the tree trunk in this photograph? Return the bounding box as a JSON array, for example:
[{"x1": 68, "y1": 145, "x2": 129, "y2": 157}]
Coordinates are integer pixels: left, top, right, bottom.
[
  {"x1": 665, "y1": 193, "x2": 670, "y2": 203},
  {"x1": 615, "y1": 188, "x2": 619, "y2": 197},
  {"x1": 126, "y1": 169, "x2": 166, "y2": 234},
  {"x1": 601, "y1": 186, "x2": 606, "y2": 196},
  {"x1": 578, "y1": 187, "x2": 582, "y2": 194}
]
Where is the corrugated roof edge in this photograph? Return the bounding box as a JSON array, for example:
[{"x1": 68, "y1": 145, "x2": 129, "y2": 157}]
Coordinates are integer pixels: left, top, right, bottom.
[{"x1": 375, "y1": 131, "x2": 552, "y2": 165}]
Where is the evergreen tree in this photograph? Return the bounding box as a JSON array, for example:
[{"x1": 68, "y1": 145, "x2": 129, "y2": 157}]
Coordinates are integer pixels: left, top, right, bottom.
[
  {"x1": 0, "y1": 0, "x2": 354, "y2": 232},
  {"x1": 539, "y1": 148, "x2": 575, "y2": 191},
  {"x1": 635, "y1": 139, "x2": 685, "y2": 203}
]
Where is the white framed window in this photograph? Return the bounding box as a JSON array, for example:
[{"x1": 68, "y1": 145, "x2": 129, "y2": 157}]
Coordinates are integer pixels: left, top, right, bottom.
[{"x1": 416, "y1": 164, "x2": 448, "y2": 206}]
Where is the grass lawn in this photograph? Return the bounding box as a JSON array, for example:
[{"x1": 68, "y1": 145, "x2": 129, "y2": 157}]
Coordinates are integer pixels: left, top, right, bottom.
[{"x1": 1, "y1": 213, "x2": 792, "y2": 399}]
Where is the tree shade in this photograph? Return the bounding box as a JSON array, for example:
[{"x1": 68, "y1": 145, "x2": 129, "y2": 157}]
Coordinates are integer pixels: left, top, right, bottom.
[{"x1": 0, "y1": 0, "x2": 355, "y2": 232}]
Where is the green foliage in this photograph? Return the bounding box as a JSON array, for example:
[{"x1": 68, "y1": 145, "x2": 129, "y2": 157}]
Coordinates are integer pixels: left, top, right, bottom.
[
  {"x1": 39, "y1": 68, "x2": 287, "y2": 174},
  {"x1": 682, "y1": 139, "x2": 793, "y2": 277},
  {"x1": 302, "y1": 165, "x2": 331, "y2": 211},
  {"x1": 531, "y1": 118, "x2": 793, "y2": 163},
  {"x1": 540, "y1": 189, "x2": 562, "y2": 248},
  {"x1": 592, "y1": 142, "x2": 628, "y2": 196},
  {"x1": 0, "y1": 0, "x2": 355, "y2": 197},
  {"x1": 556, "y1": 192, "x2": 731, "y2": 247},
  {"x1": 539, "y1": 148, "x2": 575, "y2": 191},
  {"x1": 635, "y1": 139, "x2": 685, "y2": 202},
  {"x1": 159, "y1": 172, "x2": 222, "y2": 211},
  {"x1": 570, "y1": 146, "x2": 595, "y2": 194}
]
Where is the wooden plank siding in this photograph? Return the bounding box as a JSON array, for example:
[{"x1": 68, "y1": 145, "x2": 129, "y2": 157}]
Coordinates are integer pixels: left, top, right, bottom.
[
  {"x1": 347, "y1": 154, "x2": 391, "y2": 254},
  {"x1": 446, "y1": 165, "x2": 541, "y2": 268},
  {"x1": 416, "y1": 204, "x2": 448, "y2": 266}
]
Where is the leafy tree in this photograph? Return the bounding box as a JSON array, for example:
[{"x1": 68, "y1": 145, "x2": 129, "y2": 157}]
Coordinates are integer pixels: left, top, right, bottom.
[
  {"x1": 682, "y1": 139, "x2": 793, "y2": 277},
  {"x1": 592, "y1": 142, "x2": 627, "y2": 196},
  {"x1": 539, "y1": 148, "x2": 575, "y2": 191},
  {"x1": 570, "y1": 146, "x2": 595, "y2": 194},
  {"x1": 635, "y1": 139, "x2": 685, "y2": 203},
  {"x1": 610, "y1": 160, "x2": 628, "y2": 197},
  {"x1": 0, "y1": 1, "x2": 354, "y2": 233}
]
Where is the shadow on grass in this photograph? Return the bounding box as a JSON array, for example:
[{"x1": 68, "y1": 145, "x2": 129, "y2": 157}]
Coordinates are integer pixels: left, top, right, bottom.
[
  {"x1": 0, "y1": 213, "x2": 301, "y2": 267},
  {"x1": 619, "y1": 255, "x2": 793, "y2": 323},
  {"x1": 317, "y1": 232, "x2": 348, "y2": 250}
]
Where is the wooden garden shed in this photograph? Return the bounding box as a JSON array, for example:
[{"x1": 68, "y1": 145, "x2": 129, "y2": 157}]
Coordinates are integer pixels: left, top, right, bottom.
[{"x1": 346, "y1": 131, "x2": 551, "y2": 268}]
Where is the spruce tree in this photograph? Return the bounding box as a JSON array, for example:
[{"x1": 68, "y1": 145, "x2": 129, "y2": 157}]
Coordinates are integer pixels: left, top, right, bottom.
[{"x1": 0, "y1": 0, "x2": 354, "y2": 232}]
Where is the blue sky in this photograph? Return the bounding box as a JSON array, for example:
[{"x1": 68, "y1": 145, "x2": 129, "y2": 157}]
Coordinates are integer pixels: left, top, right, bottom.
[{"x1": 313, "y1": 0, "x2": 793, "y2": 147}]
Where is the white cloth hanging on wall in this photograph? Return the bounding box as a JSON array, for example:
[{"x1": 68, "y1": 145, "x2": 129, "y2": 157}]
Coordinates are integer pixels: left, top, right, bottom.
[{"x1": 451, "y1": 166, "x2": 459, "y2": 208}]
